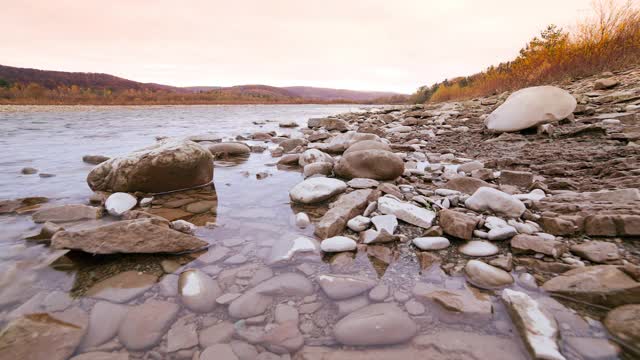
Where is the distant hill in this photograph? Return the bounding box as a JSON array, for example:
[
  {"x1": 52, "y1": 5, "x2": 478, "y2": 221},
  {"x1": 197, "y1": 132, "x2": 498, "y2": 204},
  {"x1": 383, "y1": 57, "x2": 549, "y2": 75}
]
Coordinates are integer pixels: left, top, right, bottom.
[
  {"x1": 283, "y1": 86, "x2": 404, "y2": 102},
  {"x1": 0, "y1": 64, "x2": 184, "y2": 92},
  {"x1": 0, "y1": 64, "x2": 408, "y2": 104}
]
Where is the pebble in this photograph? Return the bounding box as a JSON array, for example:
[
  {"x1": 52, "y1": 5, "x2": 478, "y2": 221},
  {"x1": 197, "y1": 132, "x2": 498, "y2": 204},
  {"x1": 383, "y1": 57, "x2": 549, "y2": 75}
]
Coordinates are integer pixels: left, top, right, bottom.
[
  {"x1": 412, "y1": 236, "x2": 450, "y2": 250},
  {"x1": 346, "y1": 215, "x2": 371, "y2": 232}
]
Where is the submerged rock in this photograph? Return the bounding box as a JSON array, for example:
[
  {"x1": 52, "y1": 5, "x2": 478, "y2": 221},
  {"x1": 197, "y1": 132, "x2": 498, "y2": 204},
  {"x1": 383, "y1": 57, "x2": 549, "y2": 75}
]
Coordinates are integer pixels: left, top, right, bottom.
[
  {"x1": 118, "y1": 300, "x2": 179, "y2": 350},
  {"x1": 413, "y1": 283, "x2": 492, "y2": 314},
  {"x1": 52, "y1": 218, "x2": 208, "y2": 254},
  {"x1": 333, "y1": 303, "x2": 417, "y2": 346},
  {"x1": 32, "y1": 204, "x2": 103, "y2": 223},
  {"x1": 87, "y1": 139, "x2": 213, "y2": 193},
  {"x1": 82, "y1": 154, "x2": 110, "y2": 165},
  {"x1": 289, "y1": 177, "x2": 347, "y2": 204},
  {"x1": 178, "y1": 269, "x2": 222, "y2": 313},
  {"x1": 105, "y1": 192, "x2": 137, "y2": 216},
  {"x1": 485, "y1": 86, "x2": 577, "y2": 133},
  {"x1": 79, "y1": 301, "x2": 129, "y2": 350},
  {"x1": 318, "y1": 274, "x2": 377, "y2": 300},
  {"x1": 502, "y1": 289, "x2": 565, "y2": 360},
  {"x1": 268, "y1": 236, "x2": 319, "y2": 265},
  {"x1": 570, "y1": 241, "x2": 620, "y2": 263},
  {"x1": 86, "y1": 271, "x2": 158, "y2": 303},
  {"x1": 511, "y1": 234, "x2": 567, "y2": 258}
]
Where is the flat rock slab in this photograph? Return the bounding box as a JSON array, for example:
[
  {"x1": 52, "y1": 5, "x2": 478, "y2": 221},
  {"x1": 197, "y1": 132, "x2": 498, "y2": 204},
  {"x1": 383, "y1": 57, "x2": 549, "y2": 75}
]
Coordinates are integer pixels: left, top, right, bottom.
[
  {"x1": 318, "y1": 274, "x2": 377, "y2": 300},
  {"x1": 315, "y1": 189, "x2": 375, "y2": 239},
  {"x1": 118, "y1": 300, "x2": 179, "y2": 350},
  {"x1": 377, "y1": 195, "x2": 435, "y2": 229},
  {"x1": 86, "y1": 271, "x2": 158, "y2": 303},
  {"x1": 52, "y1": 218, "x2": 208, "y2": 254},
  {"x1": 32, "y1": 204, "x2": 103, "y2": 223}
]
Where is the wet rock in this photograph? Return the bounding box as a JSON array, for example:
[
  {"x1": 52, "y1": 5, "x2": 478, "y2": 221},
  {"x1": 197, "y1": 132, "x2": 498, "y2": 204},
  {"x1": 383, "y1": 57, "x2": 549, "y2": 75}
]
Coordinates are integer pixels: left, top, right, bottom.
[
  {"x1": 459, "y1": 240, "x2": 499, "y2": 257},
  {"x1": 87, "y1": 139, "x2": 213, "y2": 193},
  {"x1": 465, "y1": 187, "x2": 525, "y2": 218},
  {"x1": 438, "y1": 209, "x2": 478, "y2": 240},
  {"x1": 315, "y1": 189, "x2": 375, "y2": 239},
  {"x1": 261, "y1": 321, "x2": 304, "y2": 354},
  {"x1": 368, "y1": 284, "x2": 390, "y2": 302},
  {"x1": 303, "y1": 162, "x2": 333, "y2": 178},
  {"x1": 52, "y1": 218, "x2": 207, "y2": 254},
  {"x1": 346, "y1": 215, "x2": 370, "y2": 231},
  {"x1": 570, "y1": 241, "x2": 620, "y2": 263},
  {"x1": 333, "y1": 303, "x2": 417, "y2": 346},
  {"x1": 105, "y1": 192, "x2": 137, "y2": 216},
  {"x1": 268, "y1": 236, "x2": 319, "y2": 265},
  {"x1": 86, "y1": 271, "x2": 158, "y2": 303},
  {"x1": 413, "y1": 283, "x2": 492, "y2": 314},
  {"x1": 377, "y1": 195, "x2": 435, "y2": 229},
  {"x1": 298, "y1": 149, "x2": 334, "y2": 167},
  {"x1": 117, "y1": 300, "x2": 179, "y2": 350},
  {"x1": 295, "y1": 212, "x2": 310, "y2": 228},
  {"x1": 464, "y1": 260, "x2": 514, "y2": 289},
  {"x1": 542, "y1": 265, "x2": 640, "y2": 307},
  {"x1": 80, "y1": 301, "x2": 129, "y2": 350},
  {"x1": 0, "y1": 196, "x2": 48, "y2": 215},
  {"x1": 178, "y1": 269, "x2": 222, "y2": 312},
  {"x1": 458, "y1": 160, "x2": 484, "y2": 174},
  {"x1": 82, "y1": 155, "x2": 110, "y2": 165},
  {"x1": 167, "y1": 317, "x2": 198, "y2": 352},
  {"x1": 487, "y1": 225, "x2": 517, "y2": 241},
  {"x1": 499, "y1": 170, "x2": 534, "y2": 188},
  {"x1": 25, "y1": 221, "x2": 64, "y2": 241},
  {"x1": 32, "y1": 204, "x2": 103, "y2": 223},
  {"x1": 21, "y1": 167, "x2": 38, "y2": 175},
  {"x1": 318, "y1": 274, "x2": 377, "y2": 300},
  {"x1": 485, "y1": 86, "x2": 577, "y2": 133},
  {"x1": 604, "y1": 304, "x2": 640, "y2": 346},
  {"x1": 277, "y1": 154, "x2": 300, "y2": 166},
  {"x1": 228, "y1": 292, "x2": 273, "y2": 319},
  {"x1": 443, "y1": 176, "x2": 495, "y2": 195},
  {"x1": 335, "y1": 150, "x2": 404, "y2": 180},
  {"x1": 289, "y1": 177, "x2": 347, "y2": 204},
  {"x1": 502, "y1": 289, "x2": 564, "y2": 360},
  {"x1": 171, "y1": 219, "x2": 197, "y2": 234},
  {"x1": 511, "y1": 234, "x2": 567, "y2": 258},
  {"x1": 320, "y1": 236, "x2": 357, "y2": 252},
  {"x1": 347, "y1": 178, "x2": 379, "y2": 189},
  {"x1": 279, "y1": 138, "x2": 307, "y2": 152},
  {"x1": 412, "y1": 236, "x2": 450, "y2": 250},
  {"x1": 275, "y1": 304, "x2": 299, "y2": 324},
  {"x1": 0, "y1": 311, "x2": 88, "y2": 360}
]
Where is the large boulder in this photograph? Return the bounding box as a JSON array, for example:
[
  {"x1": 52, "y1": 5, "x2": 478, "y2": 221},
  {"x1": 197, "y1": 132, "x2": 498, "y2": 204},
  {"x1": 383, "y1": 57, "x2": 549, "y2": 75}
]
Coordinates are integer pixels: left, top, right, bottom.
[
  {"x1": 333, "y1": 303, "x2": 417, "y2": 346},
  {"x1": 289, "y1": 178, "x2": 347, "y2": 204},
  {"x1": 87, "y1": 140, "x2": 213, "y2": 193},
  {"x1": 335, "y1": 150, "x2": 404, "y2": 180},
  {"x1": 51, "y1": 218, "x2": 208, "y2": 254},
  {"x1": 485, "y1": 86, "x2": 577, "y2": 133}
]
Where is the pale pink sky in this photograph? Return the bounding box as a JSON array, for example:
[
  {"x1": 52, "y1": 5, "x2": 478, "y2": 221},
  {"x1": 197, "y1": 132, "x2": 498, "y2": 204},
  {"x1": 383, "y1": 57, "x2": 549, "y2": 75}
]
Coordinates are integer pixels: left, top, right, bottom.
[{"x1": 2, "y1": 0, "x2": 596, "y2": 93}]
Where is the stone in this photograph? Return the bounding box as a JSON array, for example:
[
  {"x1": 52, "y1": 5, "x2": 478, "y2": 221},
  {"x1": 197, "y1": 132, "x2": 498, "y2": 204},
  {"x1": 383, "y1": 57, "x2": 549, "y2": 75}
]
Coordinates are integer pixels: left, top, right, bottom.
[
  {"x1": 21, "y1": 167, "x2": 38, "y2": 174},
  {"x1": 315, "y1": 189, "x2": 375, "y2": 239},
  {"x1": 335, "y1": 150, "x2": 404, "y2": 180},
  {"x1": 459, "y1": 240, "x2": 499, "y2": 257},
  {"x1": 295, "y1": 212, "x2": 310, "y2": 228},
  {"x1": 347, "y1": 178, "x2": 379, "y2": 189},
  {"x1": 261, "y1": 320, "x2": 304, "y2": 354},
  {"x1": 604, "y1": 304, "x2": 640, "y2": 346},
  {"x1": 412, "y1": 237, "x2": 450, "y2": 250},
  {"x1": 231, "y1": 341, "x2": 258, "y2": 360},
  {"x1": 377, "y1": 195, "x2": 435, "y2": 229},
  {"x1": 86, "y1": 271, "x2": 158, "y2": 303},
  {"x1": 343, "y1": 140, "x2": 391, "y2": 155},
  {"x1": 333, "y1": 303, "x2": 417, "y2": 346},
  {"x1": 279, "y1": 138, "x2": 307, "y2": 152},
  {"x1": 52, "y1": 218, "x2": 208, "y2": 254},
  {"x1": 289, "y1": 177, "x2": 347, "y2": 204},
  {"x1": 458, "y1": 161, "x2": 484, "y2": 173},
  {"x1": 200, "y1": 343, "x2": 239, "y2": 360},
  {"x1": 171, "y1": 219, "x2": 196, "y2": 234},
  {"x1": 465, "y1": 187, "x2": 526, "y2": 218},
  {"x1": 499, "y1": 170, "x2": 534, "y2": 188},
  {"x1": 564, "y1": 337, "x2": 620, "y2": 360},
  {"x1": 542, "y1": 266, "x2": 640, "y2": 307},
  {"x1": 336, "y1": 295, "x2": 370, "y2": 317},
  {"x1": 32, "y1": 204, "x2": 103, "y2": 223},
  {"x1": 405, "y1": 299, "x2": 425, "y2": 315},
  {"x1": 444, "y1": 177, "x2": 494, "y2": 195},
  {"x1": 320, "y1": 236, "x2": 357, "y2": 252},
  {"x1": 117, "y1": 300, "x2": 179, "y2": 350},
  {"x1": 0, "y1": 311, "x2": 88, "y2": 360},
  {"x1": 178, "y1": 269, "x2": 222, "y2": 313},
  {"x1": 464, "y1": 260, "x2": 514, "y2": 289},
  {"x1": 346, "y1": 215, "x2": 370, "y2": 231},
  {"x1": 570, "y1": 241, "x2": 620, "y2": 263},
  {"x1": 594, "y1": 78, "x2": 619, "y2": 90},
  {"x1": 487, "y1": 226, "x2": 517, "y2": 241},
  {"x1": 70, "y1": 352, "x2": 129, "y2": 360},
  {"x1": 303, "y1": 162, "x2": 333, "y2": 178},
  {"x1": 438, "y1": 209, "x2": 478, "y2": 240},
  {"x1": 87, "y1": 139, "x2": 213, "y2": 193},
  {"x1": 413, "y1": 283, "x2": 492, "y2": 314},
  {"x1": 199, "y1": 321, "x2": 235, "y2": 347},
  {"x1": 511, "y1": 234, "x2": 567, "y2": 258},
  {"x1": 105, "y1": 192, "x2": 137, "y2": 216},
  {"x1": 268, "y1": 236, "x2": 319, "y2": 265},
  {"x1": 82, "y1": 154, "x2": 110, "y2": 164},
  {"x1": 298, "y1": 149, "x2": 334, "y2": 167},
  {"x1": 371, "y1": 214, "x2": 397, "y2": 234},
  {"x1": 369, "y1": 284, "x2": 390, "y2": 302},
  {"x1": 277, "y1": 154, "x2": 299, "y2": 166},
  {"x1": 167, "y1": 318, "x2": 198, "y2": 352},
  {"x1": 502, "y1": 289, "x2": 565, "y2": 360},
  {"x1": 228, "y1": 292, "x2": 273, "y2": 319},
  {"x1": 307, "y1": 117, "x2": 349, "y2": 131},
  {"x1": 485, "y1": 86, "x2": 577, "y2": 132},
  {"x1": 275, "y1": 304, "x2": 299, "y2": 324},
  {"x1": 80, "y1": 302, "x2": 129, "y2": 350},
  {"x1": 0, "y1": 196, "x2": 48, "y2": 215},
  {"x1": 318, "y1": 274, "x2": 377, "y2": 300}
]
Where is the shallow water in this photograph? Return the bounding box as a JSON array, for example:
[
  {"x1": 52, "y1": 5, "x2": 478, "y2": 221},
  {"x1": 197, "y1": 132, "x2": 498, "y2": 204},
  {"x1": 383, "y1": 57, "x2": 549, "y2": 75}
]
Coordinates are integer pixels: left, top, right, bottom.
[{"x1": 0, "y1": 105, "x2": 620, "y2": 359}]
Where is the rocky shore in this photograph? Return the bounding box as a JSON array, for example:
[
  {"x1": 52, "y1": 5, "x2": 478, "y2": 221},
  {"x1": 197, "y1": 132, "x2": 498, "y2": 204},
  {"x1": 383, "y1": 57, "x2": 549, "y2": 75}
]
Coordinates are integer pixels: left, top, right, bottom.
[{"x1": 1, "y1": 68, "x2": 640, "y2": 360}]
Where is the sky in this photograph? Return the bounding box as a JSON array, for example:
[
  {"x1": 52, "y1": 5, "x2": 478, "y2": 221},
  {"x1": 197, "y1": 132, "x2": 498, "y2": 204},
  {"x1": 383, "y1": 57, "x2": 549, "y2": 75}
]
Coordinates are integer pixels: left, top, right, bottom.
[{"x1": 2, "y1": 0, "x2": 597, "y2": 93}]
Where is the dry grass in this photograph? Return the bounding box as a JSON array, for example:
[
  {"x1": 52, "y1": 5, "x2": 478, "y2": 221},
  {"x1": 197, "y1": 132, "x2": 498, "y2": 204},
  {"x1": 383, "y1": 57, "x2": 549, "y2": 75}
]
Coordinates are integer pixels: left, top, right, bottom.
[{"x1": 413, "y1": 0, "x2": 640, "y2": 103}]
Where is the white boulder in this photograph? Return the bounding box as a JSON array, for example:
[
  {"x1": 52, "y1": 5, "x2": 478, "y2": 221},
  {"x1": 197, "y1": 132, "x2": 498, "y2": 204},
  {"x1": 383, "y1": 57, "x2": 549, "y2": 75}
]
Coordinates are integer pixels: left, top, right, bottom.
[
  {"x1": 320, "y1": 236, "x2": 357, "y2": 252},
  {"x1": 289, "y1": 178, "x2": 347, "y2": 204},
  {"x1": 465, "y1": 187, "x2": 526, "y2": 218},
  {"x1": 413, "y1": 237, "x2": 450, "y2": 250},
  {"x1": 105, "y1": 192, "x2": 137, "y2": 216}
]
